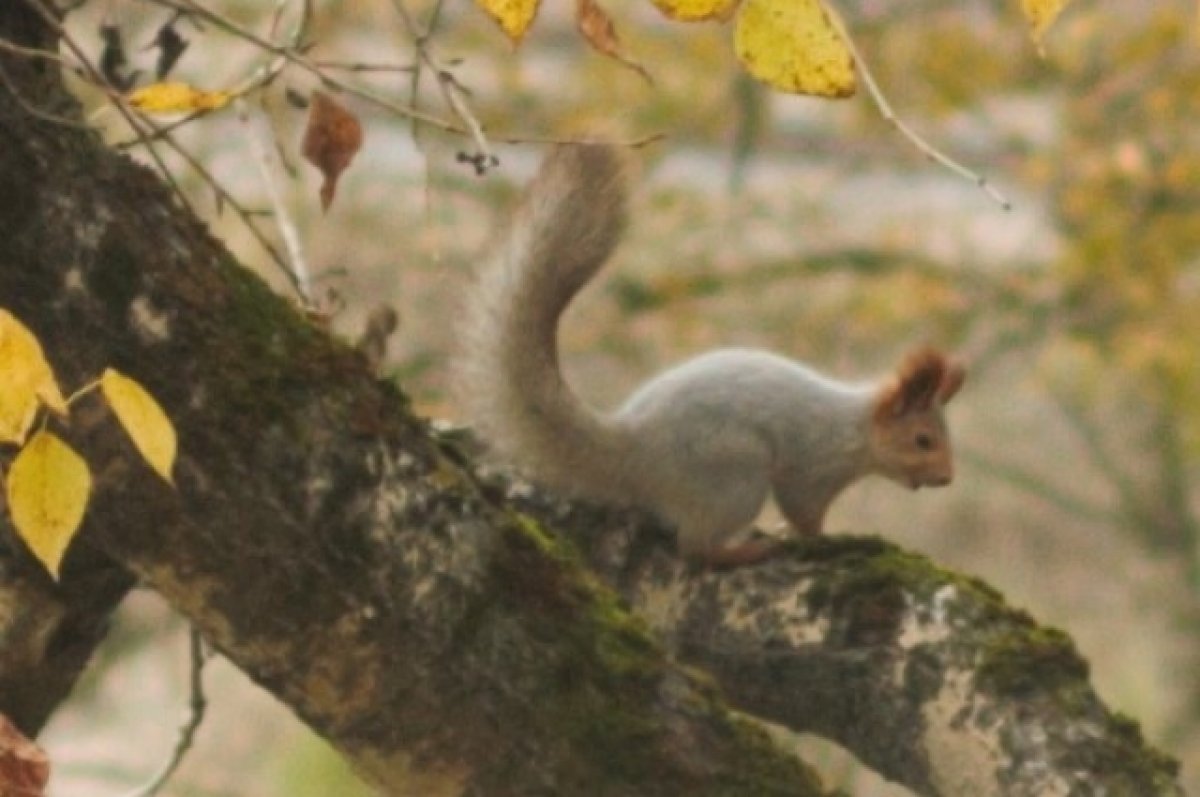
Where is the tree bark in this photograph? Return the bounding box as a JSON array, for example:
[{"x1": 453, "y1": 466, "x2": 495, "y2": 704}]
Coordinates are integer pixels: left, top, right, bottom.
[
  {"x1": 0, "y1": 3, "x2": 1184, "y2": 795},
  {"x1": 551, "y1": 500, "x2": 1184, "y2": 795}
]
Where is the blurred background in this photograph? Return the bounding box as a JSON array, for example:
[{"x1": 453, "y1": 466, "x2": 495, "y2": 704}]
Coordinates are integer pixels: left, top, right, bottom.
[{"x1": 38, "y1": 0, "x2": 1200, "y2": 793}]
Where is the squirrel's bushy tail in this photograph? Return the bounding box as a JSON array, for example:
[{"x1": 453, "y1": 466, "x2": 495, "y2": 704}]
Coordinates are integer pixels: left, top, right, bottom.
[{"x1": 459, "y1": 143, "x2": 636, "y2": 501}]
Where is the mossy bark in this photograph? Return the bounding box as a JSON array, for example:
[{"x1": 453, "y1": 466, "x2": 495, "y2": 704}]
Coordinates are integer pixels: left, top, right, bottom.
[{"x1": 585, "y1": 528, "x2": 1182, "y2": 795}]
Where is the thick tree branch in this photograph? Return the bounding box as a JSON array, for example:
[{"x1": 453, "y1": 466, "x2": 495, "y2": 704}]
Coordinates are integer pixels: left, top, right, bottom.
[
  {"x1": 492, "y1": 484, "x2": 1186, "y2": 795},
  {"x1": 0, "y1": 3, "x2": 1183, "y2": 796},
  {"x1": 558, "y1": 509, "x2": 1183, "y2": 795},
  {"x1": 0, "y1": 538, "x2": 132, "y2": 735}
]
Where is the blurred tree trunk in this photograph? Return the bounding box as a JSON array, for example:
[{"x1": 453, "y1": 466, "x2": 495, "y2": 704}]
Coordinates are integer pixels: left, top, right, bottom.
[{"x1": 0, "y1": 3, "x2": 1184, "y2": 795}]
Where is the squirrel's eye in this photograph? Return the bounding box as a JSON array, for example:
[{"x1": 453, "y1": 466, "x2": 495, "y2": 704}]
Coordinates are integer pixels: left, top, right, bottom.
[{"x1": 915, "y1": 432, "x2": 935, "y2": 451}]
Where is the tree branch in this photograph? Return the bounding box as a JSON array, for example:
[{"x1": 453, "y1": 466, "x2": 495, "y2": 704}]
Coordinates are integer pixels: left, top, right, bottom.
[{"x1": 505, "y1": 490, "x2": 1185, "y2": 796}]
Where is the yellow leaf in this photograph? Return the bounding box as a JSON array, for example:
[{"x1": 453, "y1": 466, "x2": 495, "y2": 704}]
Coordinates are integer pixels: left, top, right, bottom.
[
  {"x1": 127, "y1": 81, "x2": 232, "y2": 114},
  {"x1": 473, "y1": 0, "x2": 541, "y2": 42},
  {"x1": 733, "y1": 0, "x2": 855, "y2": 97},
  {"x1": 0, "y1": 310, "x2": 67, "y2": 445},
  {"x1": 650, "y1": 0, "x2": 740, "y2": 23},
  {"x1": 7, "y1": 431, "x2": 91, "y2": 579},
  {"x1": 1020, "y1": 0, "x2": 1071, "y2": 45},
  {"x1": 100, "y1": 369, "x2": 177, "y2": 485}
]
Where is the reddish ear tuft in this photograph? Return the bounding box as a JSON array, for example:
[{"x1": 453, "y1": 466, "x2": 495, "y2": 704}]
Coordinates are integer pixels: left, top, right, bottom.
[
  {"x1": 875, "y1": 347, "x2": 955, "y2": 419},
  {"x1": 937, "y1": 359, "x2": 966, "y2": 404}
]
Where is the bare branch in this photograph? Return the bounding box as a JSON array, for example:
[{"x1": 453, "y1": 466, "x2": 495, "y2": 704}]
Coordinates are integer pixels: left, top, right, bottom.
[
  {"x1": 825, "y1": 0, "x2": 1011, "y2": 211},
  {"x1": 391, "y1": 0, "x2": 497, "y2": 173},
  {"x1": 142, "y1": 0, "x2": 463, "y2": 132},
  {"x1": 119, "y1": 628, "x2": 208, "y2": 797},
  {"x1": 238, "y1": 99, "x2": 313, "y2": 305}
]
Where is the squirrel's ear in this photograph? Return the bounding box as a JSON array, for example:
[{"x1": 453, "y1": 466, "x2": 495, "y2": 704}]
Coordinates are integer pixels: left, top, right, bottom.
[
  {"x1": 874, "y1": 347, "x2": 949, "y2": 419},
  {"x1": 936, "y1": 360, "x2": 966, "y2": 405}
]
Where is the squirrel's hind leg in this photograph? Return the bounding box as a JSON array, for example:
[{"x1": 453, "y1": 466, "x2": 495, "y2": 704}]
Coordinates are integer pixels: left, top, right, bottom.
[{"x1": 668, "y1": 470, "x2": 777, "y2": 567}]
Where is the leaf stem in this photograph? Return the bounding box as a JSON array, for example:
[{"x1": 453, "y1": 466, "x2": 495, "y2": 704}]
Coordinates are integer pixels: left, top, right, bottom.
[{"x1": 824, "y1": 0, "x2": 1012, "y2": 211}]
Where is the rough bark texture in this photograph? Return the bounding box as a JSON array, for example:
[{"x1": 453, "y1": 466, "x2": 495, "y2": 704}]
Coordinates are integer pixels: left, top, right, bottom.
[
  {"x1": 0, "y1": 3, "x2": 1185, "y2": 796},
  {"x1": 534, "y1": 493, "x2": 1184, "y2": 796}
]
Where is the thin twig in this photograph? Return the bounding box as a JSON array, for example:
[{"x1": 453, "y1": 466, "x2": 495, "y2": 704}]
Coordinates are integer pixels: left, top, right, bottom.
[
  {"x1": 110, "y1": 0, "x2": 312, "y2": 149},
  {"x1": 130, "y1": 107, "x2": 301, "y2": 290},
  {"x1": 143, "y1": 0, "x2": 462, "y2": 131},
  {"x1": 106, "y1": 89, "x2": 301, "y2": 290},
  {"x1": 140, "y1": 0, "x2": 658, "y2": 155},
  {"x1": 239, "y1": 98, "x2": 312, "y2": 305},
  {"x1": 77, "y1": 0, "x2": 306, "y2": 293},
  {"x1": 235, "y1": 0, "x2": 313, "y2": 95},
  {"x1": 824, "y1": 0, "x2": 1011, "y2": 211},
  {"x1": 267, "y1": 0, "x2": 291, "y2": 38},
  {"x1": 262, "y1": 91, "x2": 299, "y2": 177},
  {"x1": 111, "y1": 108, "x2": 206, "y2": 150},
  {"x1": 403, "y1": 0, "x2": 427, "y2": 146},
  {"x1": 0, "y1": 56, "x2": 92, "y2": 129},
  {"x1": 311, "y1": 58, "x2": 420, "y2": 73},
  {"x1": 424, "y1": 0, "x2": 449, "y2": 40},
  {"x1": 120, "y1": 627, "x2": 209, "y2": 797},
  {"x1": 20, "y1": 0, "x2": 196, "y2": 216},
  {"x1": 389, "y1": 0, "x2": 496, "y2": 173},
  {"x1": 0, "y1": 33, "x2": 68, "y2": 63},
  {"x1": 494, "y1": 130, "x2": 667, "y2": 149}
]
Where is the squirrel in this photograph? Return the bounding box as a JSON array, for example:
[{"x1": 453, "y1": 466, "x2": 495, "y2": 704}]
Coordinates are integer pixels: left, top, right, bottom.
[{"x1": 460, "y1": 143, "x2": 966, "y2": 566}]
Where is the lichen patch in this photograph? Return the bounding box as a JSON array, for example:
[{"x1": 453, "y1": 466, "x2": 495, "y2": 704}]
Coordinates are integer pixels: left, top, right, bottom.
[
  {"x1": 128, "y1": 296, "x2": 171, "y2": 343},
  {"x1": 62, "y1": 267, "x2": 85, "y2": 294},
  {"x1": 633, "y1": 579, "x2": 689, "y2": 636},
  {"x1": 897, "y1": 585, "x2": 957, "y2": 648},
  {"x1": 922, "y1": 667, "x2": 1006, "y2": 796},
  {"x1": 715, "y1": 576, "x2": 829, "y2": 646}
]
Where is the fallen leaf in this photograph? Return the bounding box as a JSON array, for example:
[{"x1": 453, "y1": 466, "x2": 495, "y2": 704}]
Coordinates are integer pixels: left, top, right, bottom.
[
  {"x1": 575, "y1": 0, "x2": 653, "y2": 83},
  {"x1": 733, "y1": 0, "x2": 855, "y2": 97},
  {"x1": 7, "y1": 431, "x2": 91, "y2": 580},
  {"x1": 127, "y1": 81, "x2": 231, "y2": 113},
  {"x1": 474, "y1": 0, "x2": 542, "y2": 43},
  {"x1": 0, "y1": 310, "x2": 67, "y2": 446},
  {"x1": 0, "y1": 714, "x2": 48, "y2": 797},
  {"x1": 100, "y1": 368, "x2": 177, "y2": 485},
  {"x1": 302, "y1": 91, "x2": 364, "y2": 211},
  {"x1": 649, "y1": 0, "x2": 740, "y2": 23}
]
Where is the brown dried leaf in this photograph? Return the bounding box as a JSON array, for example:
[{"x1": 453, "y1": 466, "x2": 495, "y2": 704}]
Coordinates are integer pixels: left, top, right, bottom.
[
  {"x1": 301, "y1": 91, "x2": 364, "y2": 211},
  {"x1": 0, "y1": 714, "x2": 48, "y2": 797},
  {"x1": 575, "y1": 0, "x2": 653, "y2": 85}
]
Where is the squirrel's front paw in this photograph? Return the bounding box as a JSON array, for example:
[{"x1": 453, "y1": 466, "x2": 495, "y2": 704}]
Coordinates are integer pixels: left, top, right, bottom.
[{"x1": 702, "y1": 530, "x2": 785, "y2": 569}]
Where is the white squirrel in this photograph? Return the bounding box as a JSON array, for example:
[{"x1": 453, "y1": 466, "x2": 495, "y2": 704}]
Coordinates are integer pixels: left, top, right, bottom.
[{"x1": 460, "y1": 143, "x2": 965, "y2": 566}]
